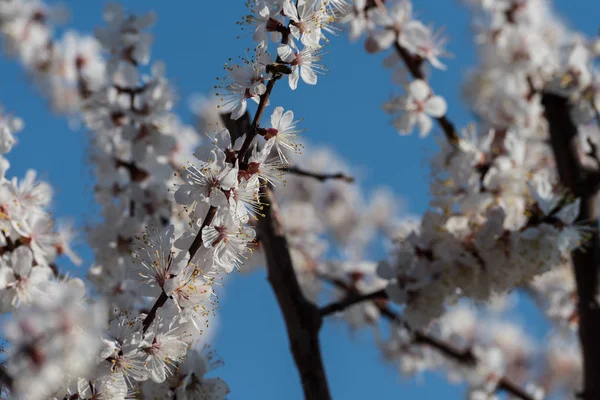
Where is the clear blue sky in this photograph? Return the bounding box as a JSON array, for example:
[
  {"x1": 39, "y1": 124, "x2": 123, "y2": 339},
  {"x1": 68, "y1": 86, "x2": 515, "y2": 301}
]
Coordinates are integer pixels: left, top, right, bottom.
[{"x1": 0, "y1": 1, "x2": 598, "y2": 399}]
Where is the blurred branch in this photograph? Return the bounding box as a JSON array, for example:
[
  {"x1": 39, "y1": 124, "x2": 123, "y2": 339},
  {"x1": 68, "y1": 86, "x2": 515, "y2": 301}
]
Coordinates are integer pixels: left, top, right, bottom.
[
  {"x1": 320, "y1": 288, "x2": 386, "y2": 316},
  {"x1": 543, "y1": 93, "x2": 600, "y2": 400},
  {"x1": 393, "y1": 43, "x2": 460, "y2": 145},
  {"x1": 283, "y1": 166, "x2": 355, "y2": 183},
  {"x1": 318, "y1": 273, "x2": 536, "y2": 400}
]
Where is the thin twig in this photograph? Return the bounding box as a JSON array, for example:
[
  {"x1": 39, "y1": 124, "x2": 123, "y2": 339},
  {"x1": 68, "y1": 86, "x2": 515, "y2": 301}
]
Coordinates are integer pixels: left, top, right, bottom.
[
  {"x1": 283, "y1": 166, "x2": 355, "y2": 183},
  {"x1": 393, "y1": 44, "x2": 460, "y2": 145},
  {"x1": 236, "y1": 78, "x2": 280, "y2": 165},
  {"x1": 320, "y1": 288, "x2": 386, "y2": 316},
  {"x1": 318, "y1": 274, "x2": 535, "y2": 400},
  {"x1": 142, "y1": 205, "x2": 218, "y2": 333}
]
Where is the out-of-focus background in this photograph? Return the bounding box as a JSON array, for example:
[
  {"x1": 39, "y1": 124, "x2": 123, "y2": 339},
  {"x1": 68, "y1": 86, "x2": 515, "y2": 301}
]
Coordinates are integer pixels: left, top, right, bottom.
[{"x1": 0, "y1": 1, "x2": 598, "y2": 398}]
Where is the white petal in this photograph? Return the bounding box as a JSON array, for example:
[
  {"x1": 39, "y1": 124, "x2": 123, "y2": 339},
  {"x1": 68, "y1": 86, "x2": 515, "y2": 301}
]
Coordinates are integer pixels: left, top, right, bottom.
[
  {"x1": 425, "y1": 96, "x2": 447, "y2": 117},
  {"x1": 417, "y1": 113, "x2": 433, "y2": 137},
  {"x1": 271, "y1": 106, "x2": 284, "y2": 129},
  {"x1": 12, "y1": 246, "x2": 33, "y2": 277},
  {"x1": 280, "y1": 110, "x2": 295, "y2": 129},
  {"x1": 408, "y1": 79, "x2": 430, "y2": 101},
  {"x1": 277, "y1": 45, "x2": 296, "y2": 63},
  {"x1": 300, "y1": 65, "x2": 318, "y2": 85},
  {"x1": 394, "y1": 113, "x2": 417, "y2": 135},
  {"x1": 289, "y1": 67, "x2": 300, "y2": 90},
  {"x1": 284, "y1": 0, "x2": 299, "y2": 21},
  {"x1": 372, "y1": 30, "x2": 396, "y2": 51},
  {"x1": 556, "y1": 198, "x2": 581, "y2": 225},
  {"x1": 231, "y1": 100, "x2": 247, "y2": 120}
]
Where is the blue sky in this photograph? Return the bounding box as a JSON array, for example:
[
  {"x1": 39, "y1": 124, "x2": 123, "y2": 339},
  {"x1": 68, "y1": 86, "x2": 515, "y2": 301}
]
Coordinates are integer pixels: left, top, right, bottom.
[{"x1": 0, "y1": 0, "x2": 599, "y2": 399}]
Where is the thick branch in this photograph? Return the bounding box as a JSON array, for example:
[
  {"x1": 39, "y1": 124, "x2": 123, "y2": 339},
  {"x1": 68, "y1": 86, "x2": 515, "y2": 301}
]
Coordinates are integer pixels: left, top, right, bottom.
[
  {"x1": 283, "y1": 166, "x2": 355, "y2": 183},
  {"x1": 543, "y1": 93, "x2": 600, "y2": 400},
  {"x1": 258, "y1": 190, "x2": 332, "y2": 400}
]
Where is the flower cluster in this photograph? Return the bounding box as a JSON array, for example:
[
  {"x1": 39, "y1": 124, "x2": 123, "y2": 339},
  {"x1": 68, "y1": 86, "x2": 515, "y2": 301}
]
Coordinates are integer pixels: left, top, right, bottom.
[
  {"x1": 0, "y1": 112, "x2": 81, "y2": 313},
  {"x1": 341, "y1": 0, "x2": 450, "y2": 136},
  {"x1": 6, "y1": 279, "x2": 107, "y2": 400},
  {"x1": 0, "y1": 1, "x2": 230, "y2": 399},
  {"x1": 341, "y1": 0, "x2": 584, "y2": 327},
  {"x1": 82, "y1": 3, "x2": 201, "y2": 313},
  {"x1": 222, "y1": 0, "x2": 332, "y2": 119},
  {"x1": 0, "y1": 0, "x2": 105, "y2": 114},
  {"x1": 0, "y1": 0, "x2": 595, "y2": 399}
]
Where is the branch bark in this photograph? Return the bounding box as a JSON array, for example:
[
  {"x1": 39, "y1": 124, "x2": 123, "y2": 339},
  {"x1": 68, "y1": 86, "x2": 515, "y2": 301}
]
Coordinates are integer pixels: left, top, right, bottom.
[
  {"x1": 543, "y1": 93, "x2": 600, "y2": 400},
  {"x1": 258, "y1": 189, "x2": 332, "y2": 400},
  {"x1": 283, "y1": 166, "x2": 355, "y2": 183},
  {"x1": 318, "y1": 274, "x2": 535, "y2": 400}
]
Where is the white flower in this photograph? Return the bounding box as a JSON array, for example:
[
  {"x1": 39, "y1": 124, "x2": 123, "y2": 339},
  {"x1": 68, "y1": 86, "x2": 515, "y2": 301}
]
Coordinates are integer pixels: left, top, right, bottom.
[
  {"x1": 163, "y1": 265, "x2": 215, "y2": 332},
  {"x1": 277, "y1": 44, "x2": 326, "y2": 89},
  {"x1": 175, "y1": 346, "x2": 230, "y2": 400},
  {"x1": 140, "y1": 324, "x2": 188, "y2": 383},
  {"x1": 175, "y1": 148, "x2": 239, "y2": 210},
  {"x1": 246, "y1": 138, "x2": 285, "y2": 185},
  {"x1": 385, "y1": 79, "x2": 447, "y2": 137},
  {"x1": 201, "y1": 206, "x2": 256, "y2": 273},
  {"x1": 217, "y1": 57, "x2": 267, "y2": 120},
  {"x1": 265, "y1": 106, "x2": 303, "y2": 162},
  {"x1": 284, "y1": 0, "x2": 325, "y2": 48},
  {"x1": 0, "y1": 246, "x2": 53, "y2": 310},
  {"x1": 5, "y1": 281, "x2": 106, "y2": 400},
  {"x1": 133, "y1": 225, "x2": 188, "y2": 294},
  {"x1": 0, "y1": 113, "x2": 23, "y2": 154}
]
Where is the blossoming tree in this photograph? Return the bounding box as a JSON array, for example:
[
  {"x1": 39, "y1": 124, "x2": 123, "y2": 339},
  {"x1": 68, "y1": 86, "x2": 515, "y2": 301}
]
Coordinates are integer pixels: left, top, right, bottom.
[{"x1": 0, "y1": 0, "x2": 596, "y2": 399}]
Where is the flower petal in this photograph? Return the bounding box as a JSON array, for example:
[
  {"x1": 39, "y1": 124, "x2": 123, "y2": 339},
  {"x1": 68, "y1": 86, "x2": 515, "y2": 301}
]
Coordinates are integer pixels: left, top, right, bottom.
[{"x1": 425, "y1": 96, "x2": 447, "y2": 117}]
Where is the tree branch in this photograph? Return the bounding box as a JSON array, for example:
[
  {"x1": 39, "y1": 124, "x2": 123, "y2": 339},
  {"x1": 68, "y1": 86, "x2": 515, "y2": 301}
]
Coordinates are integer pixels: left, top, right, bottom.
[
  {"x1": 318, "y1": 274, "x2": 535, "y2": 400},
  {"x1": 320, "y1": 288, "x2": 386, "y2": 316},
  {"x1": 142, "y1": 205, "x2": 218, "y2": 333},
  {"x1": 236, "y1": 78, "x2": 279, "y2": 165},
  {"x1": 543, "y1": 93, "x2": 600, "y2": 400},
  {"x1": 258, "y1": 189, "x2": 332, "y2": 400},
  {"x1": 222, "y1": 63, "x2": 330, "y2": 398},
  {"x1": 283, "y1": 166, "x2": 355, "y2": 183},
  {"x1": 393, "y1": 43, "x2": 460, "y2": 145}
]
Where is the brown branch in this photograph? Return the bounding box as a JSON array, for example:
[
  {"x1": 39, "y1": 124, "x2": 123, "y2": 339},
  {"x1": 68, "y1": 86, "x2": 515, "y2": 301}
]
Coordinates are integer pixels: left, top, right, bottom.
[
  {"x1": 188, "y1": 206, "x2": 218, "y2": 259},
  {"x1": 543, "y1": 93, "x2": 600, "y2": 400},
  {"x1": 142, "y1": 291, "x2": 168, "y2": 332},
  {"x1": 283, "y1": 166, "x2": 355, "y2": 183},
  {"x1": 320, "y1": 288, "x2": 386, "y2": 316},
  {"x1": 142, "y1": 205, "x2": 218, "y2": 333},
  {"x1": 318, "y1": 274, "x2": 535, "y2": 400},
  {"x1": 393, "y1": 43, "x2": 460, "y2": 145},
  {"x1": 258, "y1": 189, "x2": 332, "y2": 400},
  {"x1": 236, "y1": 78, "x2": 280, "y2": 165},
  {"x1": 217, "y1": 44, "x2": 330, "y2": 396}
]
